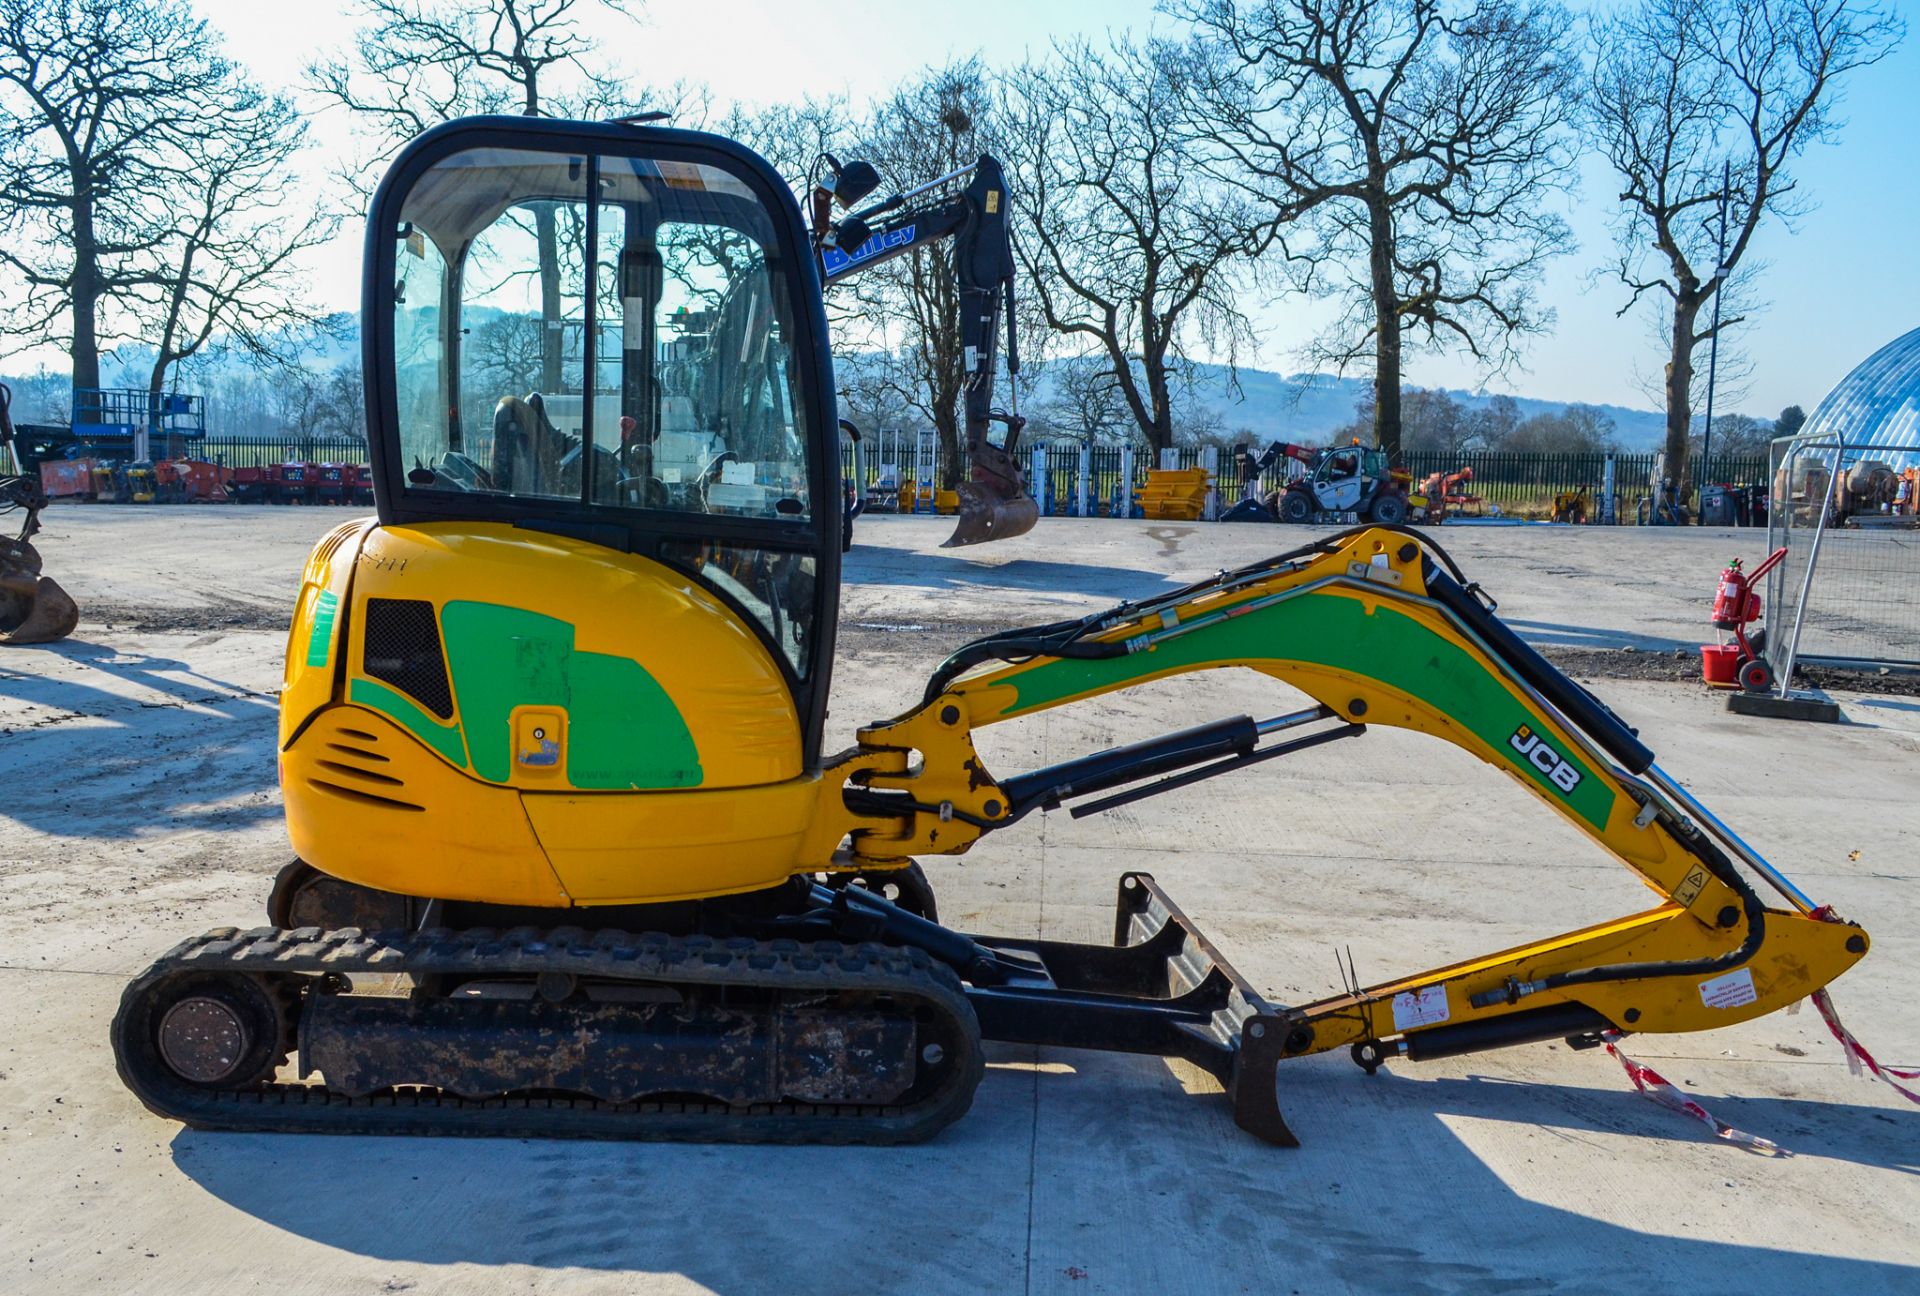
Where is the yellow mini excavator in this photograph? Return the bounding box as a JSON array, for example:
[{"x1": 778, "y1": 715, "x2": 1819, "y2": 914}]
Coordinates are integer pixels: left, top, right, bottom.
[{"x1": 112, "y1": 117, "x2": 1868, "y2": 1146}]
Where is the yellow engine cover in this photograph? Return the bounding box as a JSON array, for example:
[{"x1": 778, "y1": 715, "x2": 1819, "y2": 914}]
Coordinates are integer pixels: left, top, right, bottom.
[{"x1": 279, "y1": 521, "x2": 827, "y2": 906}]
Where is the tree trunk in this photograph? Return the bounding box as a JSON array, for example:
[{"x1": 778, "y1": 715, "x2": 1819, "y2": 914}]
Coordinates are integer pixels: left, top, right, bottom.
[
  {"x1": 1366, "y1": 196, "x2": 1403, "y2": 465},
  {"x1": 1663, "y1": 294, "x2": 1700, "y2": 504},
  {"x1": 147, "y1": 363, "x2": 172, "y2": 457},
  {"x1": 1146, "y1": 360, "x2": 1172, "y2": 455},
  {"x1": 70, "y1": 192, "x2": 101, "y2": 394},
  {"x1": 937, "y1": 398, "x2": 964, "y2": 489}
]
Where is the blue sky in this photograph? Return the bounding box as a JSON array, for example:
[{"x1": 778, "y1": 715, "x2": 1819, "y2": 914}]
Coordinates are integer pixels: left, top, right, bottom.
[{"x1": 193, "y1": 0, "x2": 1916, "y2": 419}]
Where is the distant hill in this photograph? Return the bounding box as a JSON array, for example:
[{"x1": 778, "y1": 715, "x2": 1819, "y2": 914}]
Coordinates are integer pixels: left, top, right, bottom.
[
  {"x1": 9, "y1": 318, "x2": 1685, "y2": 449},
  {"x1": 1133, "y1": 363, "x2": 1676, "y2": 450}
]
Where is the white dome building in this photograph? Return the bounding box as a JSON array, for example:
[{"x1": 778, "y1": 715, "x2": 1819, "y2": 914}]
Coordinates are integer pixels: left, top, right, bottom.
[{"x1": 1790, "y1": 325, "x2": 1920, "y2": 468}]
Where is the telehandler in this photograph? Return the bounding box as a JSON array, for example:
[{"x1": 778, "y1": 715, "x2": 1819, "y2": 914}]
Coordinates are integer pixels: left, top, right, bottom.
[{"x1": 112, "y1": 117, "x2": 1868, "y2": 1146}]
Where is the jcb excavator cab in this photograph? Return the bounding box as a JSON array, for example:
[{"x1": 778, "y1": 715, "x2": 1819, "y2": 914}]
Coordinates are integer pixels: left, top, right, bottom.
[
  {"x1": 249, "y1": 118, "x2": 862, "y2": 914},
  {"x1": 368, "y1": 118, "x2": 842, "y2": 747}
]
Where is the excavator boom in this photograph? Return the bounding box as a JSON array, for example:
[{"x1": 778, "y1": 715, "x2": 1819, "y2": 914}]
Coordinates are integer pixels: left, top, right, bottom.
[
  {"x1": 813, "y1": 155, "x2": 1037, "y2": 547},
  {"x1": 833, "y1": 525, "x2": 1864, "y2": 1090}
]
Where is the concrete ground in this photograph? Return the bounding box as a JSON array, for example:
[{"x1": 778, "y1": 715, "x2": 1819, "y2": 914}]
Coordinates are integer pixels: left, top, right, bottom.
[{"x1": 2, "y1": 507, "x2": 1917, "y2": 1295}]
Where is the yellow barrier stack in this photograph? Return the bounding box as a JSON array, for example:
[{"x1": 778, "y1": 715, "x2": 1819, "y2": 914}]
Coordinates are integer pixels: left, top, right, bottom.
[{"x1": 1136, "y1": 468, "x2": 1211, "y2": 521}]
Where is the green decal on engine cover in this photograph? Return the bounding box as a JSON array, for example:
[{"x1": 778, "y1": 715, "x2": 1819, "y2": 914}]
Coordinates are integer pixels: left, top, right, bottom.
[
  {"x1": 1003, "y1": 590, "x2": 1612, "y2": 831},
  {"x1": 438, "y1": 600, "x2": 701, "y2": 789},
  {"x1": 305, "y1": 590, "x2": 339, "y2": 668},
  {"x1": 349, "y1": 677, "x2": 469, "y2": 768}
]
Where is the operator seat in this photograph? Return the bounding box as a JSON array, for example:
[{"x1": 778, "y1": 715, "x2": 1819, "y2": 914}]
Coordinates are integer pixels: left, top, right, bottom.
[{"x1": 491, "y1": 393, "x2": 571, "y2": 495}]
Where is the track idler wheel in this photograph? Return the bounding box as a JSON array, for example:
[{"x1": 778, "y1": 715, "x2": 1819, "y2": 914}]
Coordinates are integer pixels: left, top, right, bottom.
[
  {"x1": 116, "y1": 971, "x2": 293, "y2": 1092},
  {"x1": 0, "y1": 539, "x2": 78, "y2": 645}
]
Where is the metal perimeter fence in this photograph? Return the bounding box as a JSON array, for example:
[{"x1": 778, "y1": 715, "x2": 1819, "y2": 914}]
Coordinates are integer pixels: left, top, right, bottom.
[
  {"x1": 195, "y1": 436, "x2": 374, "y2": 468},
  {"x1": 843, "y1": 434, "x2": 1768, "y2": 524},
  {"x1": 0, "y1": 435, "x2": 372, "y2": 475},
  {"x1": 1764, "y1": 434, "x2": 1920, "y2": 678},
  {"x1": 7, "y1": 432, "x2": 1771, "y2": 530}
]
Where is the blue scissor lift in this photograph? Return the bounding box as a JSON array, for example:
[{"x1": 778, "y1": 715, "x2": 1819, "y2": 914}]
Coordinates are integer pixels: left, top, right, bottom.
[{"x1": 69, "y1": 388, "x2": 206, "y2": 457}]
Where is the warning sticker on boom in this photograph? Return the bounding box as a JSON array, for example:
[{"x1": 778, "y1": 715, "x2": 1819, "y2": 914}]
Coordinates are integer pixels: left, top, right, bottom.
[
  {"x1": 1391, "y1": 986, "x2": 1451, "y2": 1031},
  {"x1": 1698, "y1": 967, "x2": 1758, "y2": 1011},
  {"x1": 1673, "y1": 865, "x2": 1711, "y2": 908}
]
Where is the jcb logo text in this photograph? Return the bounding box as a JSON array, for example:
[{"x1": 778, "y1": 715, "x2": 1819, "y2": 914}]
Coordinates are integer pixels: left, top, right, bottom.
[{"x1": 1509, "y1": 725, "x2": 1582, "y2": 795}]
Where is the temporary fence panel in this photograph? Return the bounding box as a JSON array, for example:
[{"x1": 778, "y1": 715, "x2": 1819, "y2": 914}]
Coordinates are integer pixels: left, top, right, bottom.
[{"x1": 1764, "y1": 434, "x2": 1920, "y2": 675}]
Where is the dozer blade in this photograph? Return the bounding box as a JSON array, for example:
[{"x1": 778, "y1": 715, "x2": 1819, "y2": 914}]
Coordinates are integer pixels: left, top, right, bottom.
[
  {"x1": 944, "y1": 482, "x2": 1039, "y2": 548},
  {"x1": 963, "y1": 872, "x2": 1302, "y2": 1145},
  {"x1": 0, "y1": 540, "x2": 78, "y2": 645}
]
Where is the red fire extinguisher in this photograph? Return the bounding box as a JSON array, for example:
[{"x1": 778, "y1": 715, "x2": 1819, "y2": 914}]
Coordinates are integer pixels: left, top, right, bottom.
[{"x1": 1710, "y1": 547, "x2": 1787, "y2": 692}]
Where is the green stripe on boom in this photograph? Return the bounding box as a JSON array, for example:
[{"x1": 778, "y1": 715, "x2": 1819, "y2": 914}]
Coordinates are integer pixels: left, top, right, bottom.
[{"x1": 1002, "y1": 590, "x2": 1613, "y2": 831}]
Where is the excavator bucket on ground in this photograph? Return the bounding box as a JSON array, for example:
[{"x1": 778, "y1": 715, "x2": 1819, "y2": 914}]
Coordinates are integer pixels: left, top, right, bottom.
[
  {"x1": 0, "y1": 382, "x2": 77, "y2": 645},
  {"x1": 0, "y1": 538, "x2": 79, "y2": 645}
]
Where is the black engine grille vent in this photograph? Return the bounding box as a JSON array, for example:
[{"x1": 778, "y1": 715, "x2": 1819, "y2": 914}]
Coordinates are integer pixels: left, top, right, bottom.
[{"x1": 362, "y1": 598, "x2": 455, "y2": 719}]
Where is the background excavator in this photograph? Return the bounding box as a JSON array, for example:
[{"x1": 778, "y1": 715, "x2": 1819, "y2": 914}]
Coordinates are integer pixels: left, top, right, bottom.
[
  {"x1": 111, "y1": 116, "x2": 1869, "y2": 1146},
  {"x1": 0, "y1": 381, "x2": 80, "y2": 645}
]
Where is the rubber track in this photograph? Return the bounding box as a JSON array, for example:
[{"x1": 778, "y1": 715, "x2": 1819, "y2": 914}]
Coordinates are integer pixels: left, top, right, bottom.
[{"x1": 111, "y1": 924, "x2": 985, "y2": 1145}]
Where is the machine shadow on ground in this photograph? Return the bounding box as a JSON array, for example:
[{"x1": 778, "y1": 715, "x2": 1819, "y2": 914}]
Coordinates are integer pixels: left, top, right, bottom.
[
  {"x1": 847, "y1": 547, "x2": 1189, "y2": 603},
  {"x1": 0, "y1": 641, "x2": 279, "y2": 840},
  {"x1": 1500, "y1": 618, "x2": 1699, "y2": 653},
  {"x1": 163, "y1": 1051, "x2": 1920, "y2": 1293}
]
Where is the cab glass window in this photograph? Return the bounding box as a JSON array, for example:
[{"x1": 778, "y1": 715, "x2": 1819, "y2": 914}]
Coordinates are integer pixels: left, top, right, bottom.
[
  {"x1": 389, "y1": 147, "x2": 811, "y2": 523},
  {"x1": 386, "y1": 144, "x2": 820, "y2": 678}
]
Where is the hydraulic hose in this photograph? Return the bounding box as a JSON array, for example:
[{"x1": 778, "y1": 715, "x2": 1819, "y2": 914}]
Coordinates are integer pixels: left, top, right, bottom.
[
  {"x1": 921, "y1": 635, "x2": 1128, "y2": 705},
  {"x1": 1471, "y1": 828, "x2": 1768, "y2": 1008}
]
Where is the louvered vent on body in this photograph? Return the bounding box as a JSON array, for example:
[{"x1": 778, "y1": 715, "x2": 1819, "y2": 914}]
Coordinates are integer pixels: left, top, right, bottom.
[{"x1": 362, "y1": 598, "x2": 455, "y2": 719}]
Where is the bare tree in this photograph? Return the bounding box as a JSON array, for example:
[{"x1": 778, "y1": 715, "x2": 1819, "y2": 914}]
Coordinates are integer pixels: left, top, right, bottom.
[
  {"x1": 1036, "y1": 356, "x2": 1135, "y2": 447},
  {"x1": 467, "y1": 313, "x2": 548, "y2": 396},
  {"x1": 1689, "y1": 411, "x2": 1770, "y2": 462},
  {"x1": 313, "y1": 361, "x2": 370, "y2": 441},
  {"x1": 0, "y1": 0, "x2": 238, "y2": 390},
  {"x1": 1504, "y1": 403, "x2": 1618, "y2": 452},
  {"x1": 1588, "y1": 0, "x2": 1901, "y2": 492},
  {"x1": 714, "y1": 98, "x2": 852, "y2": 195},
  {"x1": 311, "y1": 0, "x2": 682, "y2": 391},
  {"x1": 309, "y1": 0, "x2": 645, "y2": 146},
  {"x1": 133, "y1": 89, "x2": 341, "y2": 419},
  {"x1": 1175, "y1": 0, "x2": 1580, "y2": 462},
  {"x1": 1001, "y1": 38, "x2": 1271, "y2": 454}
]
